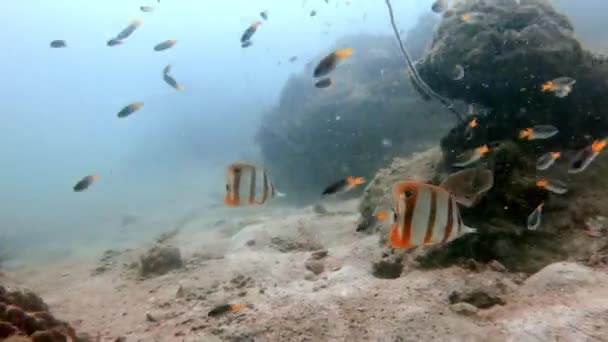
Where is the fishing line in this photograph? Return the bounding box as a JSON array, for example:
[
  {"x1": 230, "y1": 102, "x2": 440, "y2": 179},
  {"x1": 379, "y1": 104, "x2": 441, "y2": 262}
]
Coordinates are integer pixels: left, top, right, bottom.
[{"x1": 384, "y1": 0, "x2": 464, "y2": 123}]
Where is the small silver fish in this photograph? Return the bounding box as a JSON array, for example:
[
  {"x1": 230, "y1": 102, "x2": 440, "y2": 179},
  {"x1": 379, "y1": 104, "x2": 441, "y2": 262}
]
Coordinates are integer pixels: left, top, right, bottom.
[
  {"x1": 527, "y1": 203, "x2": 543, "y2": 230},
  {"x1": 50, "y1": 40, "x2": 67, "y2": 48},
  {"x1": 536, "y1": 152, "x2": 561, "y2": 171},
  {"x1": 431, "y1": 0, "x2": 448, "y2": 13},
  {"x1": 140, "y1": 6, "x2": 155, "y2": 12}
]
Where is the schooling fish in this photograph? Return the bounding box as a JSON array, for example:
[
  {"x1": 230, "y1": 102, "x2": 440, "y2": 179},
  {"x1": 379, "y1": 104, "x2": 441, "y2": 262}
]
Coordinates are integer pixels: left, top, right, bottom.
[
  {"x1": 431, "y1": 0, "x2": 448, "y2": 13},
  {"x1": 241, "y1": 21, "x2": 261, "y2": 44},
  {"x1": 107, "y1": 38, "x2": 123, "y2": 47},
  {"x1": 541, "y1": 77, "x2": 575, "y2": 98},
  {"x1": 50, "y1": 40, "x2": 67, "y2": 48},
  {"x1": 154, "y1": 40, "x2": 176, "y2": 51},
  {"x1": 536, "y1": 152, "x2": 561, "y2": 171},
  {"x1": 461, "y1": 12, "x2": 485, "y2": 24},
  {"x1": 322, "y1": 176, "x2": 365, "y2": 195},
  {"x1": 440, "y1": 167, "x2": 494, "y2": 208},
  {"x1": 569, "y1": 139, "x2": 607, "y2": 174},
  {"x1": 140, "y1": 6, "x2": 155, "y2": 12},
  {"x1": 225, "y1": 162, "x2": 285, "y2": 207},
  {"x1": 115, "y1": 20, "x2": 143, "y2": 40},
  {"x1": 117, "y1": 103, "x2": 144, "y2": 118},
  {"x1": 453, "y1": 145, "x2": 490, "y2": 167},
  {"x1": 527, "y1": 202, "x2": 543, "y2": 231},
  {"x1": 536, "y1": 178, "x2": 568, "y2": 195},
  {"x1": 289, "y1": 56, "x2": 298, "y2": 63},
  {"x1": 314, "y1": 78, "x2": 332, "y2": 88},
  {"x1": 313, "y1": 48, "x2": 353, "y2": 78},
  {"x1": 208, "y1": 304, "x2": 243, "y2": 317},
  {"x1": 450, "y1": 64, "x2": 464, "y2": 81},
  {"x1": 519, "y1": 125, "x2": 559, "y2": 140},
  {"x1": 73, "y1": 175, "x2": 99, "y2": 192},
  {"x1": 162, "y1": 65, "x2": 184, "y2": 91},
  {"x1": 376, "y1": 181, "x2": 477, "y2": 249},
  {"x1": 241, "y1": 40, "x2": 253, "y2": 48},
  {"x1": 310, "y1": 10, "x2": 317, "y2": 17},
  {"x1": 260, "y1": 11, "x2": 268, "y2": 20},
  {"x1": 464, "y1": 118, "x2": 477, "y2": 140}
]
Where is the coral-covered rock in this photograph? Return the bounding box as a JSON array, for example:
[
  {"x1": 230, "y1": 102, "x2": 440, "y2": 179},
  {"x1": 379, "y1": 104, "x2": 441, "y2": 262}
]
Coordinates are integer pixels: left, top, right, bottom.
[
  {"x1": 0, "y1": 286, "x2": 77, "y2": 341},
  {"x1": 140, "y1": 245, "x2": 183, "y2": 277}
]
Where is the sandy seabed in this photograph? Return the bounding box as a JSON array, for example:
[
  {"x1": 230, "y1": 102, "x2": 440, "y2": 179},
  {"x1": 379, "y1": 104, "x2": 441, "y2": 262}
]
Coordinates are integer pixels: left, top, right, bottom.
[{"x1": 2, "y1": 199, "x2": 608, "y2": 342}]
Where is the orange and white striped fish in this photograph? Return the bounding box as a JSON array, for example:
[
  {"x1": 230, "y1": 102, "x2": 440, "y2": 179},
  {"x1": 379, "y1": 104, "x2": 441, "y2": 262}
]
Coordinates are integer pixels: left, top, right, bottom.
[
  {"x1": 377, "y1": 181, "x2": 476, "y2": 249},
  {"x1": 224, "y1": 162, "x2": 285, "y2": 207}
]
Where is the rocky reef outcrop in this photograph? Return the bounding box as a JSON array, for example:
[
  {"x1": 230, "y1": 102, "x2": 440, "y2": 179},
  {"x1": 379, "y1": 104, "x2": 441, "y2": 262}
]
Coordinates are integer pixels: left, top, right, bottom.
[
  {"x1": 256, "y1": 14, "x2": 455, "y2": 202},
  {"x1": 0, "y1": 286, "x2": 78, "y2": 341}
]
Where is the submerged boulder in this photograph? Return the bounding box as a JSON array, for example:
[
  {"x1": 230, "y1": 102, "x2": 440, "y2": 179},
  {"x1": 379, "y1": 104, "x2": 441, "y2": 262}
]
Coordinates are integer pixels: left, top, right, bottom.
[{"x1": 256, "y1": 14, "x2": 455, "y2": 202}]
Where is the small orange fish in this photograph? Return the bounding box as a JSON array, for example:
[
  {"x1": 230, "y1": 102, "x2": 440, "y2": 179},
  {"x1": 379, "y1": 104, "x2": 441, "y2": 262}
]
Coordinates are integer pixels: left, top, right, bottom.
[
  {"x1": 117, "y1": 103, "x2": 143, "y2": 118},
  {"x1": 73, "y1": 175, "x2": 100, "y2": 192},
  {"x1": 154, "y1": 40, "x2": 177, "y2": 51},
  {"x1": 536, "y1": 152, "x2": 561, "y2": 170},
  {"x1": 536, "y1": 178, "x2": 568, "y2": 195},
  {"x1": 453, "y1": 145, "x2": 489, "y2": 167},
  {"x1": 541, "y1": 77, "x2": 575, "y2": 97},
  {"x1": 519, "y1": 125, "x2": 558, "y2": 140},
  {"x1": 322, "y1": 176, "x2": 365, "y2": 195},
  {"x1": 569, "y1": 139, "x2": 607, "y2": 174},
  {"x1": 241, "y1": 21, "x2": 261, "y2": 44},
  {"x1": 313, "y1": 48, "x2": 353, "y2": 78}
]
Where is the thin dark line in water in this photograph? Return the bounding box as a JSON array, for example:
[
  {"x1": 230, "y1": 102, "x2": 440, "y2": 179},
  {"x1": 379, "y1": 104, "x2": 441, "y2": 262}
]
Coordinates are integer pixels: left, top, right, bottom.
[{"x1": 384, "y1": 0, "x2": 464, "y2": 123}]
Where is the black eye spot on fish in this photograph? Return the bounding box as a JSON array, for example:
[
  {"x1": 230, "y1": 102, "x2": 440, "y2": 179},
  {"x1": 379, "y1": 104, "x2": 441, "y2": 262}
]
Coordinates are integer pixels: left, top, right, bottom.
[{"x1": 404, "y1": 190, "x2": 412, "y2": 198}]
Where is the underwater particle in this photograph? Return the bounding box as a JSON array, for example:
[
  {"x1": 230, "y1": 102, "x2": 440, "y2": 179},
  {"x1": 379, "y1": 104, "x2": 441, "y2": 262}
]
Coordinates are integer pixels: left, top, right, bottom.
[
  {"x1": 140, "y1": 6, "x2": 154, "y2": 12},
  {"x1": 536, "y1": 152, "x2": 561, "y2": 171},
  {"x1": 541, "y1": 77, "x2": 576, "y2": 98},
  {"x1": 450, "y1": 64, "x2": 464, "y2": 81},
  {"x1": 440, "y1": 167, "x2": 494, "y2": 208},
  {"x1": 464, "y1": 118, "x2": 477, "y2": 140},
  {"x1": 378, "y1": 181, "x2": 477, "y2": 249},
  {"x1": 260, "y1": 11, "x2": 268, "y2": 20},
  {"x1": 50, "y1": 40, "x2": 67, "y2": 48},
  {"x1": 527, "y1": 203, "x2": 543, "y2": 230},
  {"x1": 431, "y1": 0, "x2": 448, "y2": 13},
  {"x1": 117, "y1": 102, "x2": 144, "y2": 118},
  {"x1": 310, "y1": 10, "x2": 317, "y2": 17},
  {"x1": 153, "y1": 40, "x2": 176, "y2": 51},
  {"x1": 73, "y1": 175, "x2": 99, "y2": 192},
  {"x1": 313, "y1": 48, "x2": 353, "y2": 78},
  {"x1": 208, "y1": 304, "x2": 243, "y2": 317},
  {"x1": 322, "y1": 176, "x2": 365, "y2": 195},
  {"x1": 460, "y1": 12, "x2": 485, "y2": 24},
  {"x1": 518, "y1": 125, "x2": 559, "y2": 140},
  {"x1": 107, "y1": 38, "x2": 123, "y2": 47},
  {"x1": 453, "y1": 145, "x2": 490, "y2": 167},
  {"x1": 162, "y1": 64, "x2": 184, "y2": 91},
  {"x1": 115, "y1": 20, "x2": 143, "y2": 40},
  {"x1": 381, "y1": 138, "x2": 392, "y2": 147},
  {"x1": 569, "y1": 139, "x2": 607, "y2": 174},
  {"x1": 314, "y1": 78, "x2": 332, "y2": 88},
  {"x1": 241, "y1": 21, "x2": 261, "y2": 44},
  {"x1": 335, "y1": 115, "x2": 341, "y2": 120},
  {"x1": 224, "y1": 162, "x2": 285, "y2": 207},
  {"x1": 241, "y1": 40, "x2": 253, "y2": 48},
  {"x1": 536, "y1": 178, "x2": 568, "y2": 195}
]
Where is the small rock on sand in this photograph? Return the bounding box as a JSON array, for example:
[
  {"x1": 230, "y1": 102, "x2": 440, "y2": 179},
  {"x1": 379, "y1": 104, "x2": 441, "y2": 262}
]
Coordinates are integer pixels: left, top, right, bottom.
[
  {"x1": 140, "y1": 245, "x2": 183, "y2": 277},
  {"x1": 313, "y1": 203, "x2": 328, "y2": 214},
  {"x1": 372, "y1": 256, "x2": 403, "y2": 279},
  {"x1": 449, "y1": 288, "x2": 506, "y2": 309},
  {"x1": 311, "y1": 249, "x2": 328, "y2": 260},
  {"x1": 488, "y1": 260, "x2": 507, "y2": 272},
  {"x1": 450, "y1": 302, "x2": 479, "y2": 316},
  {"x1": 305, "y1": 260, "x2": 325, "y2": 275}
]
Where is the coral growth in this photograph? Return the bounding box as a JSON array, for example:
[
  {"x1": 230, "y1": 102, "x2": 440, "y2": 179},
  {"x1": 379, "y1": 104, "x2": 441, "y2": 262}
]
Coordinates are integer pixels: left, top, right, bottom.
[{"x1": 0, "y1": 286, "x2": 77, "y2": 341}]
